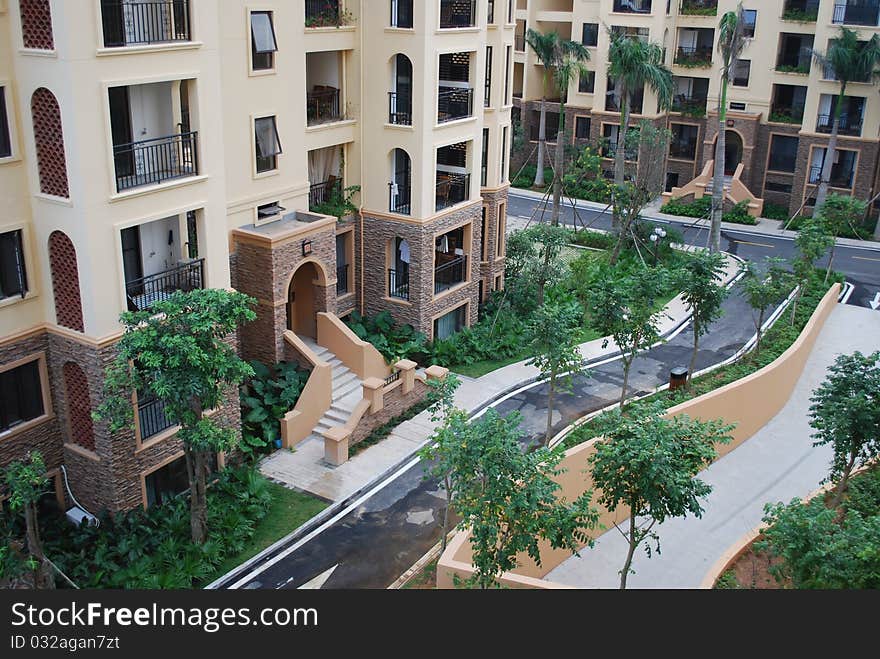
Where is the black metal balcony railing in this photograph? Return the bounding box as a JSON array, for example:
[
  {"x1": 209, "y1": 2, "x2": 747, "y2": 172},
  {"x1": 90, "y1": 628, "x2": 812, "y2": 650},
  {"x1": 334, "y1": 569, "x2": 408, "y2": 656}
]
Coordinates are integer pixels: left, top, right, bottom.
[
  {"x1": 671, "y1": 95, "x2": 708, "y2": 115},
  {"x1": 307, "y1": 88, "x2": 341, "y2": 125},
  {"x1": 389, "y1": 181, "x2": 412, "y2": 214},
  {"x1": 305, "y1": 0, "x2": 341, "y2": 26},
  {"x1": 388, "y1": 268, "x2": 409, "y2": 300},
  {"x1": 390, "y1": 0, "x2": 414, "y2": 28},
  {"x1": 337, "y1": 264, "x2": 349, "y2": 295},
  {"x1": 680, "y1": 0, "x2": 718, "y2": 14},
  {"x1": 435, "y1": 173, "x2": 470, "y2": 210},
  {"x1": 515, "y1": 34, "x2": 525, "y2": 51},
  {"x1": 783, "y1": 0, "x2": 819, "y2": 21},
  {"x1": 613, "y1": 0, "x2": 653, "y2": 13},
  {"x1": 434, "y1": 255, "x2": 468, "y2": 294},
  {"x1": 769, "y1": 106, "x2": 804, "y2": 124},
  {"x1": 832, "y1": 2, "x2": 880, "y2": 26},
  {"x1": 440, "y1": 0, "x2": 477, "y2": 28},
  {"x1": 816, "y1": 113, "x2": 863, "y2": 136},
  {"x1": 309, "y1": 178, "x2": 342, "y2": 209},
  {"x1": 809, "y1": 164, "x2": 854, "y2": 188},
  {"x1": 138, "y1": 395, "x2": 175, "y2": 440},
  {"x1": 438, "y1": 87, "x2": 474, "y2": 123},
  {"x1": 388, "y1": 92, "x2": 412, "y2": 125},
  {"x1": 114, "y1": 131, "x2": 198, "y2": 191},
  {"x1": 101, "y1": 0, "x2": 191, "y2": 47},
  {"x1": 125, "y1": 259, "x2": 205, "y2": 312},
  {"x1": 675, "y1": 46, "x2": 713, "y2": 66}
]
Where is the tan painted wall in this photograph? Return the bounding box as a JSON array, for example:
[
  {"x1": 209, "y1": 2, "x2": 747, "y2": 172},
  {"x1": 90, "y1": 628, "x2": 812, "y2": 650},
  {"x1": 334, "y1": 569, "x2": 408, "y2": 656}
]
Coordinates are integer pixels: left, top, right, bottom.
[
  {"x1": 316, "y1": 311, "x2": 390, "y2": 380},
  {"x1": 280, "y1": 330, "x2": 332, "y2": 448},
  {"x1": 437, "y1": 283, "x2": 842, "y2": 588}
]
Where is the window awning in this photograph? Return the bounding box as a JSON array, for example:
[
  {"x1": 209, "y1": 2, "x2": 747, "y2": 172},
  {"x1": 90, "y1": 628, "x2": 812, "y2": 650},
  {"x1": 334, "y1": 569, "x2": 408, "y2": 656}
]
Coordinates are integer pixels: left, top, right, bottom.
[
  {"x1": 255, "y1": 116, "x2": 282, "y2": 158},
  {"x1": 251, "y1": 12, "x2": 277, "y2": 54}
]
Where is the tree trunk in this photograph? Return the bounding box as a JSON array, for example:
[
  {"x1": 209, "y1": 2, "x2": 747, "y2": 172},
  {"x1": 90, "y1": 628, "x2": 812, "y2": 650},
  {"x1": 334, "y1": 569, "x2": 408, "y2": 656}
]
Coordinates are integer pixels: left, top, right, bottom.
[
  {"x1": 824, "y1": 247, "x2": 835, "y2": 285},
  {"x1": 830, "y1": 454, "x2": 858, "y2": 510},
  {"x1": 755, "y1": 308, "x2": 765, "y2": 355},
  {"x1": 551, "y1": 131, "x2": 565, "y2": 226},
  {"x1": 814, "y1": 86, "x2": 846, "y2": 212},
  {"x1": 612, "y1": 91, "x2": 630, "y2": 235},
  {"x1": 619, "y1": 511, "x2": 638, "y2": 590},
  {"x1": 619, "y1": 357, "x2": 632, "y2": 408},
  {"x1": 25, "y1": 503, "x2": 54, "y2": 589},
  {"x1": 441, "y1": 475, "x2": 451, "y2": 552},
  {"x1": 609, "y1": 229, "x2": 625, "y2": 266},
  {"x1": 534, "y1": 97, "x2": 547, "y2": 187},
  {"x1": 191, "y1": 449, "x2": 208, "y2": 544},
  {"x1": 710, "y1": 77, "x2": 728, "y2": 253},
  {"x1": 687, "y1": 319, "x2": 700, "y2": 386},
  {"x1": 545, "y1": 372, "x2": 556, "y2": 446}
]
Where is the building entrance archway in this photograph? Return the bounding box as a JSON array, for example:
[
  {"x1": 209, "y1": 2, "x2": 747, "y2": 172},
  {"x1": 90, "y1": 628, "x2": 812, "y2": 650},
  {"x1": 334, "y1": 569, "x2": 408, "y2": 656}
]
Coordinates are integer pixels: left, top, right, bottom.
[{"x1": 286, "y1": 261, "x2": 320, "y2": 339}]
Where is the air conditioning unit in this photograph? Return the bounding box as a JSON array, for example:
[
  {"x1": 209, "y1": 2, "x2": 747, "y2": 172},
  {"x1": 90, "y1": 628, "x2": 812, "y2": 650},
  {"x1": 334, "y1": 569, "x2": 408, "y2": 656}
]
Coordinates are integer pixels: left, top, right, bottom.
[{"x1": 65, "y1": 506, "x2": 98, "y2": 527}]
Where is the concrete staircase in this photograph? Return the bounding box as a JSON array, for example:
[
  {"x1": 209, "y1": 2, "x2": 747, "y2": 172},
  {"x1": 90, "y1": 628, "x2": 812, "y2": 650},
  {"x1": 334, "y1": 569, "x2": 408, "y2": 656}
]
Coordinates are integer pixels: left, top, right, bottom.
[
  {"x1": 704, "y1": 175, "x2": 733, "y2": 194},
  {"x1": 299, "y1": 337, "x2": 363, "y2": 440}
]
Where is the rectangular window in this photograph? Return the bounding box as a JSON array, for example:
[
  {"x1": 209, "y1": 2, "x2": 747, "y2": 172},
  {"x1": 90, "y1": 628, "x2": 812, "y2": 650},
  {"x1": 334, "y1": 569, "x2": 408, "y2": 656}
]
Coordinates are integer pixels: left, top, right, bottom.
[
  {"x1": 0, "y1": 230, "x2": 27, "y2": 300},
  {"x1": 481, "y1": 206, "x2": 488, "y2": 261},
  {"x1": 0, "y1": 359, "x2": 44, "y2": 433},
  {"x1": 575, "y1": 116, "x2": 591, "y2": 139},
  {"x1": 250, "y1": 11, "x2": 278, "y2": 71},
  {"x1": 145, "y1": 455, "x2": 189, "y2": 508},
  {"x1": 504, "y1": 46, "x2": 512, "y2": 104},
  {"x1": 0, "y1": 87, "x2": 11, "y2": 158},
  {"x1": 665, "y1": 172, "x2": 679, "y2": 192},
  {"x1": 742, "y1": 10, "x2": 757, "y2": 38},
  {"x1": 254, "y1": 116, "x2": 282, "y2": 173},
  {"x1": 496, "y1": 201, "x2": 506, "y2": 258},
  {"x1": 434, "y1": 305, "x2": 467, "y2": 340},
  {"x1": 578, "y1": 71, "x2": 595, "y2": 93},
  {"x1": 768, "y1": 135, "x2": 798, "y2": 173},
  {"x1": 481, "y1": 128, "x2": 489, "y2": 186},
  {"x1": 485, "y1": 46, "x2": 493, "y2": 108},
  {"x1": 501, "y1": 126, "x2": 508, "y2": 182},
  {"x1": 582, "y1": 23, "x2": 599, "y2": 47},
  {"x1": 764, "y1": 181, "x2": 792, "y2": 193},
  {"x1": 732, "y1": 60, "x2": 751, "y2": 86},
  {"x1": 669, "y1": 123, "x2": 698, "y2": 160}
]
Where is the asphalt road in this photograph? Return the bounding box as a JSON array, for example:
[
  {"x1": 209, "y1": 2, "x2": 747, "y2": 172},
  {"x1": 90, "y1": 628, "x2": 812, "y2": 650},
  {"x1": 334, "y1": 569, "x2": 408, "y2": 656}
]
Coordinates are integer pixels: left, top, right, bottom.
[{"x1": 216, "y1": 193, "x2": 880, "y2": 590}]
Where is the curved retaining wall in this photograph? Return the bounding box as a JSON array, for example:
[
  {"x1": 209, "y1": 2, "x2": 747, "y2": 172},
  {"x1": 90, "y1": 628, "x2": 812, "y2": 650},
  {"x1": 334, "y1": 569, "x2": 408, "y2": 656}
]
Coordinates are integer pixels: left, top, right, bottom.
[{"x1": 437, "y1": 283, "x2": 842, "y2": 589}]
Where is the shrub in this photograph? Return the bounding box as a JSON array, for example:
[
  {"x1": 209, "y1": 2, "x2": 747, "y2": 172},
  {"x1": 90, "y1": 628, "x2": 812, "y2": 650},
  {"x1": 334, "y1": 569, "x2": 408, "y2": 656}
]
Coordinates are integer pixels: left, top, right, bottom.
[
  {"x1": 660, "y1": 197, "x2": 757, "y2": 225},
  {"x1": 761, "y1": 202, "x2": 791, "y2": 222},
  {"x1": 311, "y1": 184, "x2": 360, "y2": 219},
  {"x1": 239, "y1": 361, "x2": 310, "y2": 458},
  {"x1": 428, "y1": 307, "x2": 529, "y2": 368},
  {"x1": 346, "y1": 311, "x2": 428, "y2": 364},
  {"x1": 567, "y1": 229, "x2": 616, "y2": 250},
  {"x1": 724, "y1": 201, "x2": 758, "y2": 225}
]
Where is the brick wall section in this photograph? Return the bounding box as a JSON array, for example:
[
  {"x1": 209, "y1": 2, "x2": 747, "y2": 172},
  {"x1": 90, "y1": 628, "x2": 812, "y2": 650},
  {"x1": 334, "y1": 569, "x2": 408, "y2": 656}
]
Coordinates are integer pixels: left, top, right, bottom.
[
  {"x1": 61, "y1": 362, "x2": 94, "y2": 451},
  {"x1": 479, "y1": 187, "x2": 508, "y2": 300},
  {"x1": 348, "y1": 378, "x2": 429, "y2": 448},
  {"x1": 361, "y1": 202, "x2": 482, "y2": 338},
  {"x1": 48, "y1": 231, "x2": 85, "y2": 333},
  {"x1": 19, "y1": 0, "x2": 54, "y2": 50},
  {"x1": 31, "y1": 88, "x2": 69, "y2": 198},
  {"x1": 701, "y1": 111, "x2": 762, "y2": 192},
  {"x1": 0, "y1": 332, "x2": 64, "y2": 479}
]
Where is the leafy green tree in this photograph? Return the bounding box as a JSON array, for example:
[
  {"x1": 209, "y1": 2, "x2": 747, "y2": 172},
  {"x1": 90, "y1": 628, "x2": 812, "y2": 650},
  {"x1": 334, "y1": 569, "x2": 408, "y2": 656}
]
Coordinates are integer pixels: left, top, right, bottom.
[
  {"x1": 97, "y1": 289, "x2": 257, "y2": 544},
  {"x1": 809, "y1": 351, "x2": 880, "y2": 508},
  {"x1": 790, "y1": 215, "x2": 833, "y2": 322},
  {"x1": 810, "y1": 28, "x2": 880, "y2": 210},
  {"x1": 526, "y1": 296, "x2": 588, "y2": 445},
  {"x1": 815, "y1": 194, "x2": 867, "y2": 283},
  {"x1": 452, "y1": 408, "x2": 599, "y2": 588},
  {"x1": 586, "y1": 266, "x2": 667, "y2": 407},
  {"x1": 589, "y1": 403, "x2": 733, "y2": 588},
  {"x1": 507, "y1": 223, "x2": 570, "y2": 307},
  {"x1": 710, "y1": 4, "x2": 747, "y2": 252},
  {"x1": 741, "y1": 257, "x2": 793, "y2": 355},
  {"x1": 606, "y1": 30, "x2": 673, "y2": 203},
  {"x1": 677, "y1": 251, "x2": 729, "y2": 383},
  {"x1": 3, "y1": 452, "x2": 55, "y2": 589}
]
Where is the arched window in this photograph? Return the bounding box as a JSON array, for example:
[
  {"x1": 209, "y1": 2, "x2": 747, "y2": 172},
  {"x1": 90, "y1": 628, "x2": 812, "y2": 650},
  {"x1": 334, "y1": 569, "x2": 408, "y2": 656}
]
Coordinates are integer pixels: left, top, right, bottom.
[
  {"x1": 390, "y1": 148, "x2": 411, "y2": 214},
  {"x1": 48, "y1": 231, "x2": 84, "y2": 332},
  {"x1": 19, "y1": 0, "x2": 54, "y2": 50},
  {"x1": 31, "y1": 88, "x2": 69, "y2": 198},
  {"x1": 62, "y1": 362, "x2": 94, "y2": 452},
  {"x1": 389, "y1": 54, "x2": 413, "y2": 125}
]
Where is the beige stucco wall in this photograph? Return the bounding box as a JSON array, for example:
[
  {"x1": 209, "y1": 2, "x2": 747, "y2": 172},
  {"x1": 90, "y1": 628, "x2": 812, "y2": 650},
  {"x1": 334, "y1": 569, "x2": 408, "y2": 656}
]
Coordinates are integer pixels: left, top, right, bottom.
[{"x1": 437, "y1": 282, "x2": 842, "y2": 589}]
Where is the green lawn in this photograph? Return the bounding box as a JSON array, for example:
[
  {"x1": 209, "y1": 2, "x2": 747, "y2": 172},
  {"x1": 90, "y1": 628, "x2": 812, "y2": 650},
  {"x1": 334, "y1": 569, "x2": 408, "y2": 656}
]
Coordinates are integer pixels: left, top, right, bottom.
[{"x1": 202, "y1": 482, "x2": 327, "y2": 585}]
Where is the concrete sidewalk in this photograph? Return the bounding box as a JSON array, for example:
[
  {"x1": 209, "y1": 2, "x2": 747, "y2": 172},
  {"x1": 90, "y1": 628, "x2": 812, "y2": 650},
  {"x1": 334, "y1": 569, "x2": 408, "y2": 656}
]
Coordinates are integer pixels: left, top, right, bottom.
[
  {"x1": 260, "y1": 251, "x2": 742, "y2": 503},
  {"x1": 508, "y1": 186, "x2": 880, "y2": 251},
  {"x1": 544, "y1": 303, "x2": 880, "y2": 589}
]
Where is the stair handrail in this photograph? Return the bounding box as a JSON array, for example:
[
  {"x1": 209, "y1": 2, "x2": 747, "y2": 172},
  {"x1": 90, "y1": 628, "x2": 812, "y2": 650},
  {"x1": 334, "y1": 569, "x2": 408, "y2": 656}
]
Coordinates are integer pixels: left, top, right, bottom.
[
  {"x1": 316, "y1": 312, "x2": 390, "y2": 380},
  {"x1": 280, "y1": 330, "x2": 333, "y2": 448}
]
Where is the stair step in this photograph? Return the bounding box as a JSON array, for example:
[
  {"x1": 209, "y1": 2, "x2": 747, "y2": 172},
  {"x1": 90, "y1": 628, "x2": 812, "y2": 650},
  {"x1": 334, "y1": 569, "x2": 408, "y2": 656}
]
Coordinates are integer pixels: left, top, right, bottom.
[
  {"x1": 324, "y1": 408, "x2": 351, "y2": 424},
  {"x1": 332, "y1": 372, "x2": 359, "y2": 390},
  {"x1": 333, "y1": 380, "x2": 363, "y2": 401}
]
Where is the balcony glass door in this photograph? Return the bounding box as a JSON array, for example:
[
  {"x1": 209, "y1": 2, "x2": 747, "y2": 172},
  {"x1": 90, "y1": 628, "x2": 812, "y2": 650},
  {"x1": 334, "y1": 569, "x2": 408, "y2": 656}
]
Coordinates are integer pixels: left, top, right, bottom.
[
  {"x1": 121, "y1": 226, "x2": 144, "y2": 299},
  {"x1": 109, "y1": 86, "x2": 134, "y2": 178}
]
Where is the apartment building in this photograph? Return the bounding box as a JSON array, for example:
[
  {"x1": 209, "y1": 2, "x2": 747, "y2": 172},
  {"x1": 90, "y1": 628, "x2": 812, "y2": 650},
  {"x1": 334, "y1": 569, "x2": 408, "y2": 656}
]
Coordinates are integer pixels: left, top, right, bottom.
[
  {"x1": 0, "y1": 0, "x2": 512, "y2": 515},
  {"x1": 512, "y1": 0, "x2": 880, "y2": 218}
]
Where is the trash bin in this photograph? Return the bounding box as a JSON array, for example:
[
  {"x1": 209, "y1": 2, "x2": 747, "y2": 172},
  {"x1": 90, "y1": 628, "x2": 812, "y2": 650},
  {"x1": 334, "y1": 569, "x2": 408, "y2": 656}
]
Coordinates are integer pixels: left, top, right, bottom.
[{"x1": 669, "y1": 366, "x2": 688, "y2": 391}]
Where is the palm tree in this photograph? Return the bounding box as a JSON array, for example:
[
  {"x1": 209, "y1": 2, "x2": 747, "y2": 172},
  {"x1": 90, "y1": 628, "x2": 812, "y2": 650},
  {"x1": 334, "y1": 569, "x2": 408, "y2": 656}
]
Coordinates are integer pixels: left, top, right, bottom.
[
  {"x1": 524, "y1": 29, "x2": 590, "y2": 191},
  {"x1": 710, "y1": 5, "x2": 747, "y2": 253},
  {"x1": 606, "y1": 30, "x2": 673, "y2": 229},
  {"x1": 811, "y1": 27, "x2": 880, "y2": 211}
]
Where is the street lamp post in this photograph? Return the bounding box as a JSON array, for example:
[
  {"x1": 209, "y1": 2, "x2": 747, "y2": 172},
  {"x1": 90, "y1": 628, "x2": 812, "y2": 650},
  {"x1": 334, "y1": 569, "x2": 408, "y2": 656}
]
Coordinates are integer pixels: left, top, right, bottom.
[{"x1": 649, "y1": 226, "x2": 667, "y2": 266}]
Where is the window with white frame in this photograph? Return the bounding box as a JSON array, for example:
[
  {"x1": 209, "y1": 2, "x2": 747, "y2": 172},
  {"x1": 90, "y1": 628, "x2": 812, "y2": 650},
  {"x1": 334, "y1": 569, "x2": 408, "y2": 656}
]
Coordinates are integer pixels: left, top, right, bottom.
[
  {"x1": 254, "y1": 116, "x2": 282, "y2": 173},
  {"x1": 250, "y1": 11, "x2": 277, "y2": 71}
]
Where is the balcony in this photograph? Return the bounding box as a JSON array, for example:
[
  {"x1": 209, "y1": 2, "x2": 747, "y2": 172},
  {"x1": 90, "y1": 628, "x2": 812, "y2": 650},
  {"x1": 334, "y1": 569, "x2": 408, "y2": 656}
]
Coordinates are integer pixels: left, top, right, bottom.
[
  {"x1": 113, "y1": 132, "x2": 198, "y2": 192},
  {"x1": 388, "y1": 92, "x2": 412, "y2": 125},
  {"x1": 816, "y1": 114, "x2": 863, "y2": 136},
  {"x1": 613, "y1": 0, "x2": 652, "y2": 13},
  {"x1": 101, "y1": 1, "x2": 191, "y2": 47},
  {"x1": 138, "y1": 394, "x2": 174, "y2": 440},
  {"x1": 388, "y1": 268, "x2": 409, "y2": 300},
  {"x1": 832, "y1": 1, "x2": 880, "y2": 26},
  {"x1": 309, "y1": 178, "x2": 342, "y2": 210},
  {"x1": 434, "y1": 255, "x2": 468, "y2": 294},
  {"x1": 680, "y1": 0, "x2": 717, "y2": 15},
  {"x1": 305, "y1": 0, "x2": 347, "y2": 27},
  {"x1": 782, "y1": 0, "x2": 819, "y2": 21},
  {"x1": 438, "y1": 87, "x2": 474, "y2": 123},
  {"x1": 126, "y1": 258, "x2": 205, "y2": 312},
  {"x1": 307, "y1": 88, "x2": 341, "y2": 125},
  {"x1": 808, "y1": 164, "x2": 854, "y2": 189},
  {"x1": 440, "y1": 0, "x2": 477, "y2": 28},
  {"x1": 390, "y1": 0, "x2": 413, "y2": 28},
  {"x1": 671, "y1": 95, "x2": 707, "y2": 117},
  {"x1": 675, "y1": 46, "x2": 713, "y2": 68},
  {"x1": 436, "y1": 173, "x2": 471, "y2": 211},
  {"x1": 515, "y1": 34, "x2": 525, "y2": 51},
  {"x1": 776, "y1": 33, "x2": 813, "y2": 74}
]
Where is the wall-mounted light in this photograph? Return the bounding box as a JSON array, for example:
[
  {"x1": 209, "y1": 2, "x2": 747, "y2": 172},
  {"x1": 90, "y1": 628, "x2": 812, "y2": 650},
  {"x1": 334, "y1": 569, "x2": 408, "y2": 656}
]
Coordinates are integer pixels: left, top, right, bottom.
[
  {"x1": 726, "y1": 119, "x2": 735, "y2": 127},
  {"x1": 302, "y1": 240, "x2": 313, "y2": 256}
]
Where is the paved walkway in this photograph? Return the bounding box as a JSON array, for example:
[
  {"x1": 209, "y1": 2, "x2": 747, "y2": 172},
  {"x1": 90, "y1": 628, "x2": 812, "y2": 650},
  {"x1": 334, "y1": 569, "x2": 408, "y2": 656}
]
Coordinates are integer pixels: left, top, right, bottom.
[
  {"x1": 545, "y1": 303, "x2": 880, "y2": 589},
  {"x1": 259, "y1": 251, "x2": 742, "y2": 503}
]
